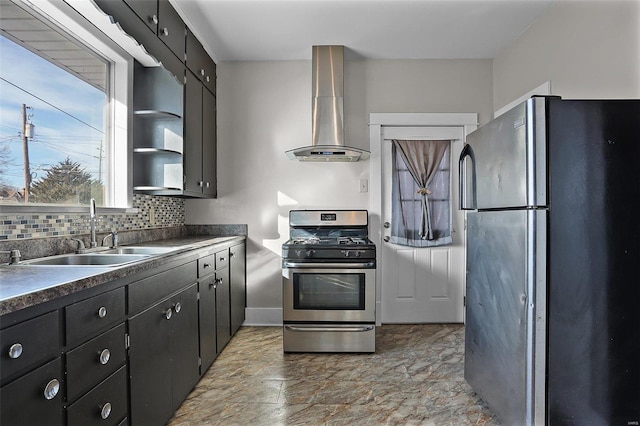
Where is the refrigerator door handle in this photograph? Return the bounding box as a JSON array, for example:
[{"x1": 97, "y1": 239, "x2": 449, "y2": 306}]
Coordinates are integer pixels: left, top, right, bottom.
[{"x1": 459, "y1": 143, "x2": 477, "y2": 210}]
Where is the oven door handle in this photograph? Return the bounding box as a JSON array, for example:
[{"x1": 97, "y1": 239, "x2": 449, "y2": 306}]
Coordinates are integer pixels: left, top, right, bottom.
[
  {"x1": 284, "y1": 325, "x2": 375, "y2": 333},
  {"x1": 282, "y1": 261, "x2": 375, "y2": 269}
]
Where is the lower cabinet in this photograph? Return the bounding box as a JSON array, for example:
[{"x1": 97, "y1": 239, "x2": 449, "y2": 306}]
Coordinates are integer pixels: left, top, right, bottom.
[
  {"x1": 67, "y1": 366, "x2": 128, "y2": 426},
  {"x1": 0, "y1": 238, "x2": 246, "y2": 426},
  {"x1": 129, "y1": 283, "x2": 199, "y2": 426},
  {"x1": 229, "y1": 242, "x2": 246, "y2": 335},
  {"x1": 0, "y1": 357, "x2": 64, "y2": 426},
  {"x1": 215, "y1": 268, "x2": 231, "y2": 353}
]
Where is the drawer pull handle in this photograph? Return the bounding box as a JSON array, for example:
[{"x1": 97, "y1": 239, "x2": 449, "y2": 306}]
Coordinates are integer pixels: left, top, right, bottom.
[
  {"x1": 43, "y1": 379, "x2": 60, "y2": 400},
  {"x1": 99, "y1": 349, "x2": 111, "y2": 365},
  {"x1": 97, "y1": 306, "x2": 107, "y2": 318},
  {"x1": 101, "y1": 402, "x2": 112, "y2": 420},
  {"x1": 164, "y1": 308, "x2": 173, "y2": 320},
  {"x1": 8, "y1": 343, "x2": 23, "y2": 359},
  {"x1": 173, "y1": 302, "x2": 182, "y2": 314}
]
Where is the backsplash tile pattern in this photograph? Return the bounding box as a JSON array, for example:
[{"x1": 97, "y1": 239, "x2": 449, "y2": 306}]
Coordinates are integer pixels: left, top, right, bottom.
[{"x1": 0, "y1": 194, "x2": 184, "y2": 241}]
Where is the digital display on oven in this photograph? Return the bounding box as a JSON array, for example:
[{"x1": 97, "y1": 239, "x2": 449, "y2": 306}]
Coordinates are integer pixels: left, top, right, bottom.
[{"x1": 320, "y1": 213, "x2": 337, "y2": 221}]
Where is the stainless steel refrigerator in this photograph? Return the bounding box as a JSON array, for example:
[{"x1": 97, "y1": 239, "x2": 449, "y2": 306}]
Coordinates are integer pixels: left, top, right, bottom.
[{"x1": 459, "y1": 96, "x2": 640, "y2": 425}]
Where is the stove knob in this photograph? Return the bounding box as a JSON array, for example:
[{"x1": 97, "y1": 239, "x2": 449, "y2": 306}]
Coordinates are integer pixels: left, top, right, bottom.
[
  {"x1": 354, "y1": 251, "x2": 362, "y2": 258},
  {"x1": 306, "y1": 249, "x2": 315, "y2": 257},
  {"x1": 295, "y1": 249, "x2": 304, "y2": 257},
  {"x1": 343, "y1": 250, "x2": 351, "y2": 257}
]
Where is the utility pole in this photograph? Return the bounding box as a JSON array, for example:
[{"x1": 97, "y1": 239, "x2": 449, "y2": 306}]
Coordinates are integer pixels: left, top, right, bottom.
[{"x1": 21, "y1": 104, "x2": 32, "y2": 203}]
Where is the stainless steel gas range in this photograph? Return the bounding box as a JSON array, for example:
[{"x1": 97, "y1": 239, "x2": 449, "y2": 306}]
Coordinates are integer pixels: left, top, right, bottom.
[{"x1": 282, "y1": 210, "x2": 376, "y2": 353}]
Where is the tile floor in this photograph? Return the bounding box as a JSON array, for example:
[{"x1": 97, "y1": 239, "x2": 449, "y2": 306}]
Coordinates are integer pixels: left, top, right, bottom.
[{"x1": 168, "y1": 324, "x2": 500, "y2": 426}]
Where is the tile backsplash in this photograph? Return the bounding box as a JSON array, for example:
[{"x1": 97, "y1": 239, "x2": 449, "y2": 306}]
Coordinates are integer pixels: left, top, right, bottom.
[{"x1": 0, "y1": 194, "x2": 184, "y2": 241}]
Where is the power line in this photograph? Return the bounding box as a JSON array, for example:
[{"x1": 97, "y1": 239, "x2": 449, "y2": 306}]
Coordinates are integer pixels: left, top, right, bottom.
[{"x1": 0, "y1": 77, "x2": 104, "y2": 134}]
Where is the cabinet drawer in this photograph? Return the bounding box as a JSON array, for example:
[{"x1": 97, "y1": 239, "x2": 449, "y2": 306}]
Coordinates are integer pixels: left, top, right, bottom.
[
  {"x1": 128, "y1": 261, "x2": 197, "y2": 314},
  {"x1": 67, "y1": 366, "x2": 128, "y2": 426},
  {"x1": 0, "y1": 310, "x2": 60, "y2": 384},
  {"x1": 198, "y1": 254, "x2": 215, "y2": 277},
  {"x1": 215, "y1": 249, "x2": 229, "y2": 270},
  {"x1": 66, "y1": 288, "x2": 125, "y2": 346},
  {"x1": 66, "y1": 323, "x2": 127, "y2": 403},
  {"x1": 0, "y1": 357, "x2": 64, "y2": 426}
]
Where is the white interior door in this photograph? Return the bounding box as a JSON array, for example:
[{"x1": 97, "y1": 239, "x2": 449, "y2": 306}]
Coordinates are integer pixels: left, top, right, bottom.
[{"x1": 380, "y1": 126, "x2": 465, "y2": 323}]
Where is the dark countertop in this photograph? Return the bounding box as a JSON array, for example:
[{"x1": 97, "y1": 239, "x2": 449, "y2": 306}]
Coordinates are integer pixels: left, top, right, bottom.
[{"x1": 0, "y1": 236, "x2": 244, "y2": 316}]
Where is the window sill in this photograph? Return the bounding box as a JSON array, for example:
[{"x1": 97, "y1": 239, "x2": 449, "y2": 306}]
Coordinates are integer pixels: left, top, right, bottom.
[{"x1": 0, "y1": 205, "x2": 139, "y2": 215}]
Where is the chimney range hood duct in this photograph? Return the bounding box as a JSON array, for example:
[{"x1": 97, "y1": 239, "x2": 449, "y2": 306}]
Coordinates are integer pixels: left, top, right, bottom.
[{"x1": 286, "y1": 45, "x2": 369, "y2": 162}]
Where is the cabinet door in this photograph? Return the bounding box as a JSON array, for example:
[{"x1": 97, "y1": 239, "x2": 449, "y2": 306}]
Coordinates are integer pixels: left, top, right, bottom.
[
  {"x1": 199, "y1": 275, "x2": 217, "y2": 372},
  {"x1": 129, "y1": 284, "x2": 199, "y2": 425},
  {"x1": 215, "y1": 269, "x2": 231, "y2": 353},
  {"x1": 184, "y1": 70, "x2": 203, "y2": 195},
  {"x1": 202, "y1": 87, "x2": 217, "y2": 197},
  {"x1": 0, "y1": 310, "x2": 60, "y2": 385},
  {"x1": 230, "y1": 242, "x2": 246, "y2": 335},
  {"x1": 128, "y1": 298, "x2": 172, "y2": 425},
  {"x1": 169, "y1": 284, "x2": 200, "y2": 410},
  {"x1": 157, "y1": 0, "x2": 185, "y2": 60},
  {"x1": 123, "y1": 0, "x2": 158, "y2": 33},
  {"x1": 0, "y1": 358, "x2": 64, "y2": 426}
]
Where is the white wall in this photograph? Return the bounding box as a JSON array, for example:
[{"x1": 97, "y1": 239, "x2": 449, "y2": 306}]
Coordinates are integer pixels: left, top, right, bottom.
[
  {"x1": 493, "y1": 0, "x2": 640, "y2": 111},
  {"x1": 185, "y1": 58, "x2": 492, "y2": 324}
]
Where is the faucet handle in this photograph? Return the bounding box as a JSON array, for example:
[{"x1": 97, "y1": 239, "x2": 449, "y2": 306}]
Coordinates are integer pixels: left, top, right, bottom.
[
  {"x1": 101, "y1": 230, "x2": 118, "y2": 248},
  {"x1": 0, "y1": 250, "x2": 21, "y2": 265},
  {"x1": 70, "y1": 238, "x2": 86, "y2": 254}
]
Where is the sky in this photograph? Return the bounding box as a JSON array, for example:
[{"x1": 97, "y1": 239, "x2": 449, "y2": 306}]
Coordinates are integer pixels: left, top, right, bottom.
[{"x1": 0, "y1": 35, "x2": 106, "y2": 190}]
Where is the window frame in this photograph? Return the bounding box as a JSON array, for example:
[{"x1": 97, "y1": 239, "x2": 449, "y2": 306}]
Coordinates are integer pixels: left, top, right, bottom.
[{"x1": 0, "y1": 0, "x2": 134, "y2": 213}]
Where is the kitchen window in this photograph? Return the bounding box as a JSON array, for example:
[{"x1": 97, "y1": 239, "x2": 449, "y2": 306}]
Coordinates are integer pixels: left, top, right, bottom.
[{"x1": 0, "y1": 0, "x2": 131, "y2": 209}]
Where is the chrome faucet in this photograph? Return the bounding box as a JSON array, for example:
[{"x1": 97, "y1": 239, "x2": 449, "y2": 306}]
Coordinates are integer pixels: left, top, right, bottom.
[{"x1": 89, "y1": 198, "x2": 97, "y2": 248}]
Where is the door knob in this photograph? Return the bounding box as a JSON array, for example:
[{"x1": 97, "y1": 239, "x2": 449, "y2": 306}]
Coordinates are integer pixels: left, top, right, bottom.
[{"x1": 384, "y1": 222, "x2": 390, "y2": 229}]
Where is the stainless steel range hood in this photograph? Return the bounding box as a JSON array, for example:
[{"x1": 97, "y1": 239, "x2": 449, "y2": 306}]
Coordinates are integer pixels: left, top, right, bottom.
[{"x1": 286, "y1": 46, "x2": 369, "y2": 162}]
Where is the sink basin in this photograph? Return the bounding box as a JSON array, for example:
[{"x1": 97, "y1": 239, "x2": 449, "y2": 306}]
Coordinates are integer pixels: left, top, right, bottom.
[
  {"x1": 103, "y1": 247, "x2": 177, "y2": 255},
  {"x1": 20, "y1": 253, "x2": 150, "y2": 267}
]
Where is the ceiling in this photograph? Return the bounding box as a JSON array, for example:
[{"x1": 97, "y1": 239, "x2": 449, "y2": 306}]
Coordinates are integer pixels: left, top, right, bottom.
[{"x1": 172, "y1": 0, "x2": 556, "y2": 62}]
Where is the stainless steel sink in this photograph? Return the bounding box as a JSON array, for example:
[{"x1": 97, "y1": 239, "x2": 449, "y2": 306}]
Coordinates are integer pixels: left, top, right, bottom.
[
  {"x1": 102, "y1": 247, "x2": 177, "y2": 255},
  {"x1": 19, "y1": 253, "x2": 150, "y2": 266}
]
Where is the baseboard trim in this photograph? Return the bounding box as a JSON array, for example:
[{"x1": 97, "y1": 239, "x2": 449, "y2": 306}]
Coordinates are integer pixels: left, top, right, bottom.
[{"x1": 243, "y1": 307, "x2": 283, "y2": 326}]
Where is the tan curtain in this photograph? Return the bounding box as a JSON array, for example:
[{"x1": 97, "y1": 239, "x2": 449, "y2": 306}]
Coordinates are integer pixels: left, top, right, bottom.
[{"x1": 392, "y1": 139, "x2": 449, "y2": 240}]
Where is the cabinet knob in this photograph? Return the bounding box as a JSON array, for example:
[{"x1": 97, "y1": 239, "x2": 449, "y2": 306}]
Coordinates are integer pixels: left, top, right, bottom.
[
  {"x1": 215, "y1": 277, "x2": 223, "y2": 285},
  {"x1": 99, "y1": 349, "x2": 111, "y2": 365},
  {"x1": 384, "y1": 236, "x2": 390, "y2": 242},
  {"x1": 101, "y1": 402, "x2": 112, "y2": 420},
  {"x1": 206, "y1": 75, "x2": 210, "y2": 82},
  {"x1": 8, "y1": 343, "x2": 23, "y2": 359},
  {"x1": 164, "y1": 308, "x2": 173, "y2": 320},
  {"x1": 219, "y1": 257, "x2": 224, "y2": 262},
  {"x1": 97, "y1": 306, "x2": 107, "y2": 318},
  {"x1": 229, "y1": 252, "x2": 235, "y2": 258},
  {"x1": 162, "y1": 27, "x2": 169, "y2": 37},
  {"x1": 173, "y1": 302, "x2": 182, "y2": 314},
  {"x1": 203, "y1": 263, "x2": 211, "y2": 269},
  {"x1": 198, "y1": 180, "x2": 204, "y2": 188},
  {"x1": 200, "y1": 69, "x2": 205, "y2": 77},
  {"x1": 151, "y1": 14, "x2": 158, "y2": 25},
  {"x1": 43, "y1": 379, "x2": 60, "y2": 400},
  {"x1": 205, "y1": 181, "x2": 210, "y2": 188},
  {"x1": 384, "y1": 222, "x2": 391, "y2": 229}
]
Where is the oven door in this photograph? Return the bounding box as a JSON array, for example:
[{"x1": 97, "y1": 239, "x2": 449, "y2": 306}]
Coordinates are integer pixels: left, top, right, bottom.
[{"x1": 282, "y1": 263, "x2": 375, "y2": 323}]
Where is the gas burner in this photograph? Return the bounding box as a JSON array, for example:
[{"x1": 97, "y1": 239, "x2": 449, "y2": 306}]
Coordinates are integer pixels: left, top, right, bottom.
[
  {"x1": 292, "y1": 237, "x2": 320, "y2": 245},
  {"x1": 337, "y1": 237, "x2": 368, "y2": 245}
]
